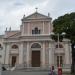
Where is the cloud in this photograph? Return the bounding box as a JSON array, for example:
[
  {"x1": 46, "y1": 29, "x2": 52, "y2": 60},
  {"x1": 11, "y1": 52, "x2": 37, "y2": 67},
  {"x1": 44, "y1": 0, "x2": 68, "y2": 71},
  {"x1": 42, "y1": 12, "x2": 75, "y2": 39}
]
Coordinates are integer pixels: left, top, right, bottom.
[{"x1": 49, "y1": 0, "x2": 75, "y2": 19}]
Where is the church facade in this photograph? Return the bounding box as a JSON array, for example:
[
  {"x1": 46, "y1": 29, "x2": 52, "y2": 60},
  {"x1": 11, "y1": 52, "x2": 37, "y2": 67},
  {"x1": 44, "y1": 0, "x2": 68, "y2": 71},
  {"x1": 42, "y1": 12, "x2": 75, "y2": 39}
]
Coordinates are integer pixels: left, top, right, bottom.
[{"x1": 0, "y1": 11, "x2": 72, "y2": 70}]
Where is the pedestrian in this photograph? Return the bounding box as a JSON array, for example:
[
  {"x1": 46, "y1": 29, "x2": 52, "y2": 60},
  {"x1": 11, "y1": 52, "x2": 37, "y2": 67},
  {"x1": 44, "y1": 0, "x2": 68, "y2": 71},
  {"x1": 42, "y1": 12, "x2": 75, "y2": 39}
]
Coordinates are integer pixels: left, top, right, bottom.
[{"x1": 51, "y1": 66, "x2": 57, "y2": 75}]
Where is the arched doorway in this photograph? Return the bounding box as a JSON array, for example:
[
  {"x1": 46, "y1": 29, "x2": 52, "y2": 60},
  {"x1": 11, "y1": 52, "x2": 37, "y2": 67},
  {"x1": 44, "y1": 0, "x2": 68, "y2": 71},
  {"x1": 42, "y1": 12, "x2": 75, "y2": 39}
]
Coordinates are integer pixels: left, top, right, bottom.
[
  {"x1": 31, "y1": 43, "x2": 41, "y2": 67},
  {"x1": 11, "y1": 44, "x2": 18, "y2": 67}
]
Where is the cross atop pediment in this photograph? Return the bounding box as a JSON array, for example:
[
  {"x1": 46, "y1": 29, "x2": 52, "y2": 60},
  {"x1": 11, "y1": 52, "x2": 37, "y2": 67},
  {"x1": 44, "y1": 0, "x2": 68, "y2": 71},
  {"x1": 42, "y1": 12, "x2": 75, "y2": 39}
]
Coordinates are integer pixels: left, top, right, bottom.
[{"x1": 35, "y1": 7, "x2": 38, "y2": 12}]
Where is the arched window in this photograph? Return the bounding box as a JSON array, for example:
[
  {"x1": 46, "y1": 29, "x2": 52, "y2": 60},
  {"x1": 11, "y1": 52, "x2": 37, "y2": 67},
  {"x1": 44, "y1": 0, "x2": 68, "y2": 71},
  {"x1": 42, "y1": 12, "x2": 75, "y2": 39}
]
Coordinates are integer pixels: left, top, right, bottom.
[
  {"x1": 56, "y1": 44, "x2": 63, "y2": 48},
  {"x1": 31, "y1": 43, "x2": 41, "y2": 48},
  {"x1": 12, "y1": 45, "x2": 18, "y2": 49},
  {"x1": 32, "y1": 27, "x2": 40, "y2": 34}
]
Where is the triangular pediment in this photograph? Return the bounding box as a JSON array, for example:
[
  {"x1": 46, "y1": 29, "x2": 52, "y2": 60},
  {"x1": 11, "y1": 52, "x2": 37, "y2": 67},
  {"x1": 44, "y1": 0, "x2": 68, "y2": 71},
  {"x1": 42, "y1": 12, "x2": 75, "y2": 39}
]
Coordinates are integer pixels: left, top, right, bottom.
[{"x1": 24, "y1": 12, "x2": 51, "y2": 20}]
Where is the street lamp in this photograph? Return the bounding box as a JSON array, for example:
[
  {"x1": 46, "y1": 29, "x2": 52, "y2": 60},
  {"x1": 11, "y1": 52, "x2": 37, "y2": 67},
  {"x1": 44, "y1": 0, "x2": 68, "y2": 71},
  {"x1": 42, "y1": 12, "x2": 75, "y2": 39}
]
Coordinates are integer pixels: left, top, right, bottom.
[{"x1": 50, "y1": 32, "x2": 66, "y2": 67}]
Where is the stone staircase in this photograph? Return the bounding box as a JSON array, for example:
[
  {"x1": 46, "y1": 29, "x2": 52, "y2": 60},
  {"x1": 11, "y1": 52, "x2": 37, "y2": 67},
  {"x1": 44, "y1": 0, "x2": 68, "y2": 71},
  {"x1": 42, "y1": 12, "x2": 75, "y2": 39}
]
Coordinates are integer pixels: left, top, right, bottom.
[
  {"x1": 2, "y1": 70, "x2": 71, "y2": 75},
  {"x1": 1, "y1": 65, "x2": 50, "y2": 75},
  {"x1": 2, "y1": 70, "x2": 49, "y2": 75},
  {"x1": 1, "y1": 65, "x2": 71, "y2": 75}
]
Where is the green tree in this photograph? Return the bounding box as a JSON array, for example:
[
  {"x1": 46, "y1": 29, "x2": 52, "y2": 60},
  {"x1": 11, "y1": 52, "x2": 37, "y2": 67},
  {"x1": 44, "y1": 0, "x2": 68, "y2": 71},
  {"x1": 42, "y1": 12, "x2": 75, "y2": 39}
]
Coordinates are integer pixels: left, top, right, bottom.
[
  {"x1": 53, "y1": 12, "x2": 75, "y2": 73},
  {"x1": 53, "y1": 12, "x2": 75, "y2": 42}
]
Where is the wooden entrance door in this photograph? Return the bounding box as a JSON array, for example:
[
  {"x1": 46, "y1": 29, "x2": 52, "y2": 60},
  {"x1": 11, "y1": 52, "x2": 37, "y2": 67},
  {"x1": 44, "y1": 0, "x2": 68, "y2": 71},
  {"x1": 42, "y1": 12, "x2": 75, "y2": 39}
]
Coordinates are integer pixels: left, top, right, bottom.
[
  {"x1": 32, "y1": 51, "x2": 40, "y2": 67},
  {"x1": 12, "y1": 56, "x2": 16, "y2": 67}
]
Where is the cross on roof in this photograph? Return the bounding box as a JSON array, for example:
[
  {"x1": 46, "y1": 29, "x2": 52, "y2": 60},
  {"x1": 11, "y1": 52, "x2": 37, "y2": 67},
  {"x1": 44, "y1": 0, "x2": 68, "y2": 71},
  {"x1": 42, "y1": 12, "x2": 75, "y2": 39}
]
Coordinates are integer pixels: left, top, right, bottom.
[{"x1": 35, "y1": 7, "x2": 38, "y2": 12}]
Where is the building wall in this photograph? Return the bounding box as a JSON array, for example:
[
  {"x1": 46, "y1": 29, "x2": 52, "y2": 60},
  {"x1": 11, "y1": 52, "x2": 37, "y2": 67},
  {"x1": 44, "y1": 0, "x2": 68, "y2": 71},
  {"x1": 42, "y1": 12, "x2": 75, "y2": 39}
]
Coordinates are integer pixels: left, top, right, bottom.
[
  {"x1": 0, "y1": 37, "x2": 4, "y2": 63},
  {"x1": 21, "y1": 20, "x2": 52, "y2": 36},
  {"x1": 0, "y1": 12, "x2": 72, "y2": 71}
]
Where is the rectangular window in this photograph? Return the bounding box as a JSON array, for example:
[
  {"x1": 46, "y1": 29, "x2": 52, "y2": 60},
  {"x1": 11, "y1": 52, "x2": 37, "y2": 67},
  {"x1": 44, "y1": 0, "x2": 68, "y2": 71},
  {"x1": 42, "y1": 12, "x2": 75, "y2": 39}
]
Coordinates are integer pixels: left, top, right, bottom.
[
  {"x1": 32, "y1": 29, "x2": 41, "y2": 34},
  {"x1": 60, "y1": 56, "x2": 63, "y2": 66},
  {"x1": 57, "y1": 56, "x2": 63, "y2": 67},
  {"x1": 57, "y1": 56, "x2": 59, "y2": 67}
]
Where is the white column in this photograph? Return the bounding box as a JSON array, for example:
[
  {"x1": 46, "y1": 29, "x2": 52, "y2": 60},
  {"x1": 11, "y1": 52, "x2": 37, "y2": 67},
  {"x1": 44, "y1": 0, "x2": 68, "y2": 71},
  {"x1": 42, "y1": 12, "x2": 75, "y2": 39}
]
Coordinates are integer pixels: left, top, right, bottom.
[
  {"x1": 49, "y1": 42, "x2": 53, "y2": 66},
  {"x1": 42, "y1": 42, "x2": 45, "y2": 67},
  {"x1": 27, "y1": 42, "x2": 30, "y2": 67},
  {"x1": 19, "y1": 43, "x2": 23, "y2": 64},
  {"x1": 5, "y1": 43, "x2": 10, "y2": 64},
  {"x1": 64, "y1": 43, "x2": 70, "y2": 65},
  {"x1": 43, "y1": 21, "x2": 44, "y2": 34}
]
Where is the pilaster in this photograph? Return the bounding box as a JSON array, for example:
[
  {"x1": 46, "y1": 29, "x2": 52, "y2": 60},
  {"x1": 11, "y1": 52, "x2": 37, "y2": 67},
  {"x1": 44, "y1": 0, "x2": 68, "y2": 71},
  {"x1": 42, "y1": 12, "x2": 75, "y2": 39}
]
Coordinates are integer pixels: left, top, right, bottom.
[
  {"x1": 22, "y1": 23, "x2": 24, "y2": 36},
  {"x1": 28, "y1": 23, "x2": 30, "y2": 35},
  {"x1": 5, "y1": 43, "x2": 10, "y2": 64},
  {"x1": 43, "y1": 21, "x2": 44, "y2": 34},
  {"x1": 27, "y1": 42, "x2": 30, "y2": 67},
  {"x1": 49, "y1": 42, "x2": 54, "y2": 66},
  {"x1": 3, "y1": 43, "x2": 6, "y2": 64},
  {"x1": 19, "y1": 42, "x2": 23, "y2": 64},
  {"x1": 64, "y1": 43, "x2": 71, "y2": 65},
  {"x1": 49, "y1": 22, "x2": 50, "y2": 34},
  {"x1": 42, "y1": 42, "x2": 45, "y2": 67}
]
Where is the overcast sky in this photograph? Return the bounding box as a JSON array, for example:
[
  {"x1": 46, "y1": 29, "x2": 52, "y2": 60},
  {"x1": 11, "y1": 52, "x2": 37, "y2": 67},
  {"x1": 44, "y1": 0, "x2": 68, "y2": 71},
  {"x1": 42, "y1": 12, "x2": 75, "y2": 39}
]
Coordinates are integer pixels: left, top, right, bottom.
[{"x1": 0, "y1": 0, "x2": 75, "y2": 34}]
